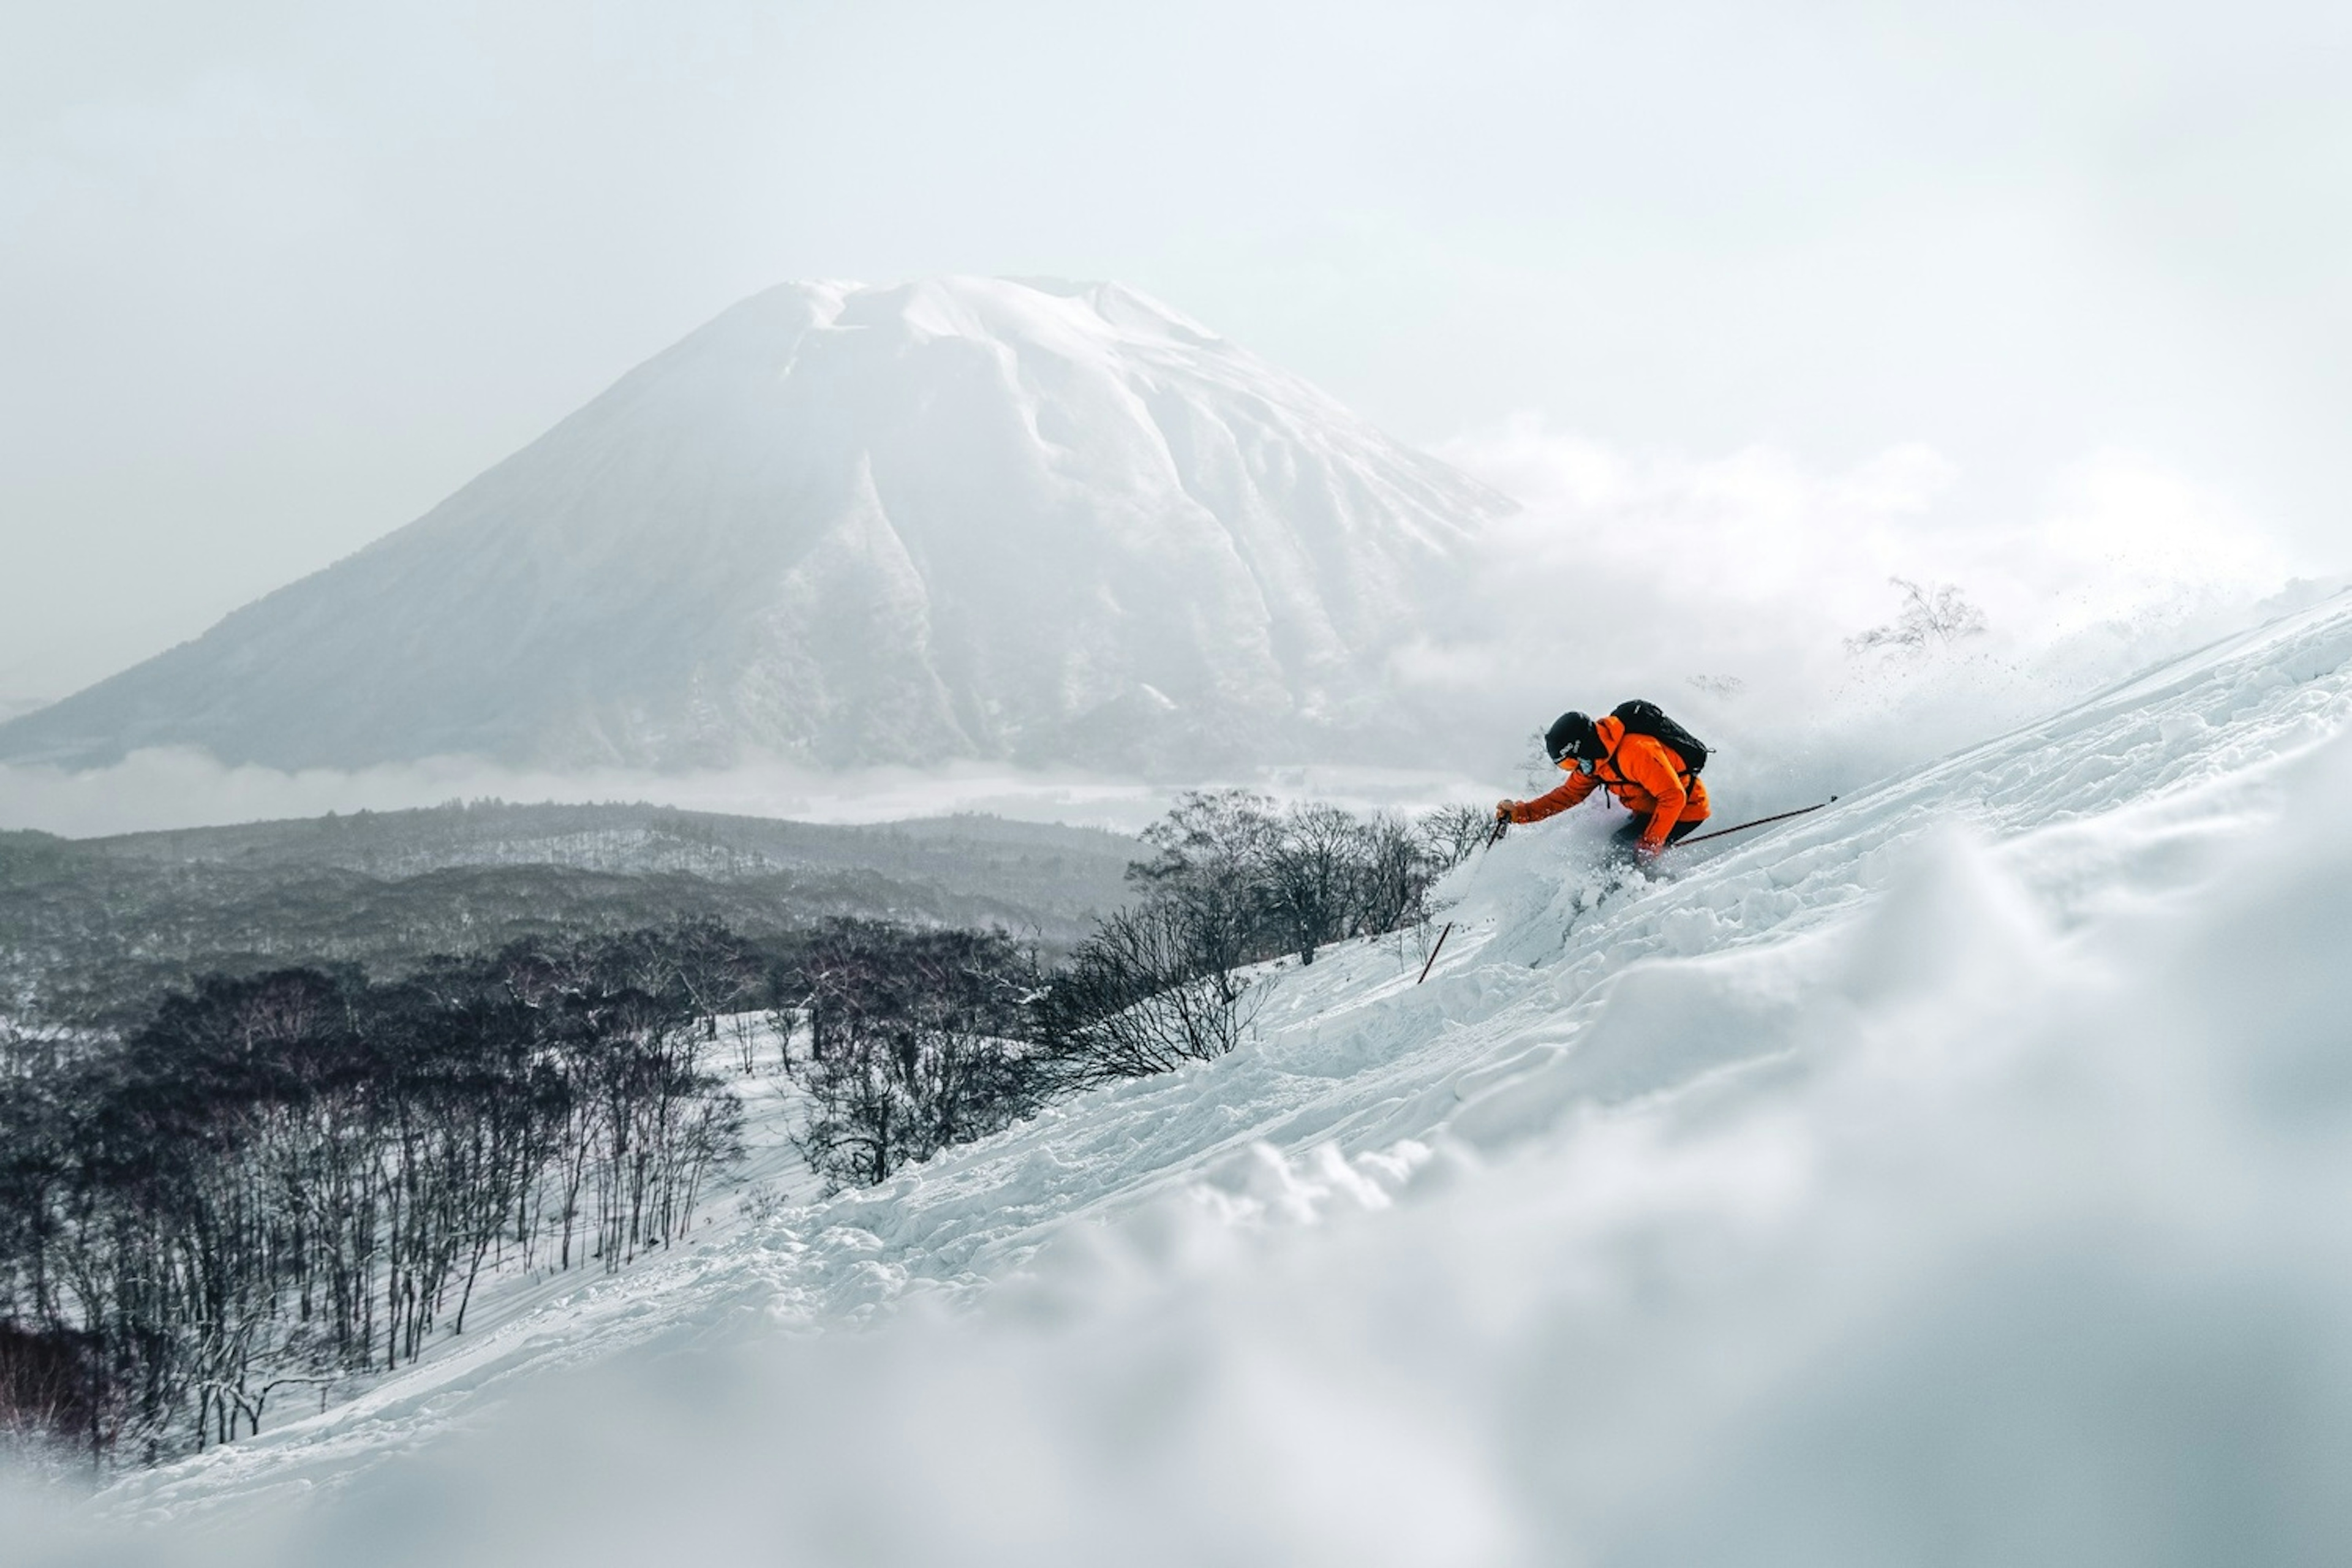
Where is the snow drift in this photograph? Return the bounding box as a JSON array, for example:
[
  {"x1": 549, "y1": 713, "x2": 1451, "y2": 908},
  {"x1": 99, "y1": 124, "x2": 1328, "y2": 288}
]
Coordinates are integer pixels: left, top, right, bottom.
[
  {"x1": 15, "y1": 592, "x2": 2352, "y2": 1564},
  {"x1": 0, "y1": 279, "x2": 1510, "y2": 777}
]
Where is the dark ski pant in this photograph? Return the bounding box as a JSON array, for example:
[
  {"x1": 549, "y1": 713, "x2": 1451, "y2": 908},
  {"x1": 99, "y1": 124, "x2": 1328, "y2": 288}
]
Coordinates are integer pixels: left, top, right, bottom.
[{"x1": 1610, "y1": 815, "x2": 1701, "y2": 856}]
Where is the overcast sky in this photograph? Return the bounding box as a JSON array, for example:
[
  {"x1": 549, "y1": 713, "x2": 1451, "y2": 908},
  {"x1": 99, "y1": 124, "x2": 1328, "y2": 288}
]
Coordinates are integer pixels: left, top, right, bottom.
[{"x1": 4, "y1": 0, "x2": 2348, "y2": 706}]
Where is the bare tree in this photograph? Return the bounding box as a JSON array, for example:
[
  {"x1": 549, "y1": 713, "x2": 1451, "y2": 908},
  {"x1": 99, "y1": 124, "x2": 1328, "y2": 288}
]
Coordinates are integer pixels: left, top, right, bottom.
[
  {"x1": 1266, "y1": 804, "x2": 1360, "y2": 965},
  {"x1": 1848, "y1": 577, "x2": 1988, "y2": 652},
  {"x1": 1125, "y1": 790, "x2": 1280, "y2": 978},
  {"x1": 1418, "y1": 804, "x2": 1493, "y2": 871},
  {"x1": 1352, "y1": 811, "x2": 1439, "y2": 935},
  {"x1": 781, "y1": 922, "x2": 1041, "y2": 1192},
  {"x1": 1036, "y1": 900, "x2": 1259, "y2": 1090}
]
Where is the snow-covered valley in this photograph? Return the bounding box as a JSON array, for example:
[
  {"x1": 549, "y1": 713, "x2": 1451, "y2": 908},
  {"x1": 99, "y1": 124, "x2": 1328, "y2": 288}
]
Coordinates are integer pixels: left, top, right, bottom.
[{"x1": 18, "y1": 589, "x2": 2352, "y2": 1564}]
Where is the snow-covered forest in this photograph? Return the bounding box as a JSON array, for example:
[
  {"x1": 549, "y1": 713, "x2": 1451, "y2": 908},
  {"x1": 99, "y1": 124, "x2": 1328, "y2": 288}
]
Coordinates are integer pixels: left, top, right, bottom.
[{"x1": 1, "y1": 791, "x2": 1480, "y2": 1464}]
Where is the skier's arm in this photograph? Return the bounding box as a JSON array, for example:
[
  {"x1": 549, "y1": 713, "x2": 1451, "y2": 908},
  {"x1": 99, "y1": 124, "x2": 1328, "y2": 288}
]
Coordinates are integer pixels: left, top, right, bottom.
[
  {"x1": 1508, "y1": 769, "x2": 1598, "y2": 824},
  {"x1": 1619, "y1": 741, "x2": 1687, "y2": 853}
]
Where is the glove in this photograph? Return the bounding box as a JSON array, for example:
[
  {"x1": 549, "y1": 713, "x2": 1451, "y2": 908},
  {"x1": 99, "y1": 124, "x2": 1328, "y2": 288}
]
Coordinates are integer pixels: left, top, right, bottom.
[{"x1": 1494, "y1": 799, "x2": 1515, "y2": 823}]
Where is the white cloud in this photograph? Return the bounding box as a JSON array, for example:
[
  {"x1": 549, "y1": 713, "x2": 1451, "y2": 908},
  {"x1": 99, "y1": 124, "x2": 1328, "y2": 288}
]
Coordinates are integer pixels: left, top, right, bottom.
[
  {"x1": 1401, "y1": 421, "x2": 2326, "y2": 803},
  {"x1": 0, "y1": 748, "x2": 1510, "y2": 841}
]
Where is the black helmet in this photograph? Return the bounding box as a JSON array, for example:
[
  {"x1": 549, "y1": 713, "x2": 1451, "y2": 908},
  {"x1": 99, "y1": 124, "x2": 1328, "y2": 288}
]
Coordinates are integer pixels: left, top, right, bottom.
[{"x1": 1545, "y1": 710, "x2": 1597, "y2": 763}]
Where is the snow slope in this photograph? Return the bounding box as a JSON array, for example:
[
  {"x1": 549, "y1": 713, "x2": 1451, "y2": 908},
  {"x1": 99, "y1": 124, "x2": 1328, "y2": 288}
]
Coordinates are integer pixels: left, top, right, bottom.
[
  {"x1": 0, "y1": 279, "x2": 1510, "y2": 777},
  {"x1": 27, "y1": 590, "x2": 2352, "y2": 1564}
]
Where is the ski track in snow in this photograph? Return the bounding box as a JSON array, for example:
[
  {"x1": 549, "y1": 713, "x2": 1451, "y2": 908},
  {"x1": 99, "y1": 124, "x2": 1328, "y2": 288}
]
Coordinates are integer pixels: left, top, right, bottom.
[{"x1": 83, "y1": 590, "x2": 2352, "y2": 1531}]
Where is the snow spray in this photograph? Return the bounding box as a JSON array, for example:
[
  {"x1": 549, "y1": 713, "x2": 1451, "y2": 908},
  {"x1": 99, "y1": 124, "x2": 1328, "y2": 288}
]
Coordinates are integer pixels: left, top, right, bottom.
[{"x1": 1418, "y1": 816, "x2": 1511, "y2": 984}]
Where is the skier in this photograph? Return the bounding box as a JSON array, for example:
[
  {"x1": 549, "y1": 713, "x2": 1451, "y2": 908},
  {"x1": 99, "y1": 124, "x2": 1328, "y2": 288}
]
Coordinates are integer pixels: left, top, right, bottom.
[{"x1": 1496, "y1": 706, "x2": 1711, "y2": 862}]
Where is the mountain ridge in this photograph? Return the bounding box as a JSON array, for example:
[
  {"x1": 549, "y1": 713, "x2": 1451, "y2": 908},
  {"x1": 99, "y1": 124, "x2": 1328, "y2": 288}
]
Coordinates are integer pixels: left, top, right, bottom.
[{"x1": 1, "y1": 277, "x2": 1514, "y2": 777}]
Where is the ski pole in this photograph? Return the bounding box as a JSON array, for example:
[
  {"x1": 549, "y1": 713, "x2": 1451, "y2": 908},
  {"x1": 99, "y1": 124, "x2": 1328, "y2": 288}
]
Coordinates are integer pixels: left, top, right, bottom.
[
  {"x1": 1416, "y1": 921, "x2": 1453, "y2": 984},
  {"x1": 1415, "y1": 814, "x2": 1506, "y2": 985},
  {"x1": 1678, "y1": 796, "x2": 1838, "y2": 847}
]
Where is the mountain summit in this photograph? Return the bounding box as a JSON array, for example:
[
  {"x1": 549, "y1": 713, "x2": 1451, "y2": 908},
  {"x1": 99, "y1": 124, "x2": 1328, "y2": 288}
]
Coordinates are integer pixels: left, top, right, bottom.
[{"x1": 3, "y1": 278, "x2": 1512, "y2": 775}]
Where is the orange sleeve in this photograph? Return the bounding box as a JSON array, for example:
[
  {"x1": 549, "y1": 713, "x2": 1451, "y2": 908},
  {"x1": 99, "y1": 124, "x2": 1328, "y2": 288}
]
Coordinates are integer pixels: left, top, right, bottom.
[
  {"x1": 1617, "y1": 739, "x2": 1688, "y2": 850},
  {"x1": 1510, "y1": 769, "x2": 1597, "y2": 824}
]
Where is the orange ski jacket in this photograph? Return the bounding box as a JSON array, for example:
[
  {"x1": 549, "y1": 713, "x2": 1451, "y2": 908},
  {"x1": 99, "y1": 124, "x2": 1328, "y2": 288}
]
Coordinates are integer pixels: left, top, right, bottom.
[{"x1": 1507, "y1": 714, "x2": 1711, "y2": 851}]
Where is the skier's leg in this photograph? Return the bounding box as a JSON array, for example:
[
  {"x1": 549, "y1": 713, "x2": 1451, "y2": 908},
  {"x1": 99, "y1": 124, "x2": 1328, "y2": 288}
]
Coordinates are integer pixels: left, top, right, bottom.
[{"x1": 1606, "y1": 813, "x2": 1697, "y2": 866}]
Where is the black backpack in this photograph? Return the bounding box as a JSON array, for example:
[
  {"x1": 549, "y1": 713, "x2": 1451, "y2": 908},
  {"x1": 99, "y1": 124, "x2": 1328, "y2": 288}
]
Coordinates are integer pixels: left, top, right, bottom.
[{"x1": 1608, "y1": 699, "x2": 1709, "y2": 777}]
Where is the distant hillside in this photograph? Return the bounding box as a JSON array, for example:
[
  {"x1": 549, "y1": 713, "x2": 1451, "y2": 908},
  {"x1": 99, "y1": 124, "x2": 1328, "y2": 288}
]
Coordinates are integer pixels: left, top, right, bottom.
[
  {"x1": 0, "y1": 803, "x2": 1138, "y2": 1020},
  {"x1": 88, "y1": 801, "x2": 1137, "y2": 906}
]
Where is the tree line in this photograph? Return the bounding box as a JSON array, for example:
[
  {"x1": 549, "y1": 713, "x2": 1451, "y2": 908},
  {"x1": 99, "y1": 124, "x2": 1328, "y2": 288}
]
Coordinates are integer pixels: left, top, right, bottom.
[
  {"x1": 793, "y1": 792, "x2": 1484, "y2": 1140},
  {"x1": 0, "y1": 925, "x2": 753, "y2": 1463},
  {"x1": 0, "y1": 794, "x2": 1485, "y2": 1463},
  {"x1": 1032, "y1": 793, "x2": 1482, "y2": 1088}
]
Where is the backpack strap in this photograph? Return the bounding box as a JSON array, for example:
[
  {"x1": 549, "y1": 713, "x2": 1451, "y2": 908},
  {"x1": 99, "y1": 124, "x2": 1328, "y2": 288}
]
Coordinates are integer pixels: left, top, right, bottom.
[{"x1": 1602, "y1": 734, "x2": 1696, "y2": 791}]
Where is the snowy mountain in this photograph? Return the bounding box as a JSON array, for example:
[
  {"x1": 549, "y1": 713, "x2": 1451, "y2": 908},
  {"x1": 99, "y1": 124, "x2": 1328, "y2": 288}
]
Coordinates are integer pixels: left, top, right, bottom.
[
  {"x1": 0, "y1": 279, "x2": 1512, "y2": 776},
  {"x1": 47, "y1": 591, "x2": 2352, "y2": 1564}
]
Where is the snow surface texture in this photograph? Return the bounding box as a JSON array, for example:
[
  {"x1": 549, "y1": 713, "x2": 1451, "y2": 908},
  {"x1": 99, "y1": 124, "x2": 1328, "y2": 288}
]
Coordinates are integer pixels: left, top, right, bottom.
[
  {"x1": 17, "y1": 592, "x2": 2352, "y2": 1565},
  {"x1": 0, "y1": 279, "x2": 1510, "y2": 777}
]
